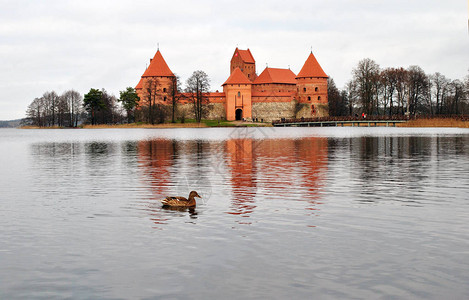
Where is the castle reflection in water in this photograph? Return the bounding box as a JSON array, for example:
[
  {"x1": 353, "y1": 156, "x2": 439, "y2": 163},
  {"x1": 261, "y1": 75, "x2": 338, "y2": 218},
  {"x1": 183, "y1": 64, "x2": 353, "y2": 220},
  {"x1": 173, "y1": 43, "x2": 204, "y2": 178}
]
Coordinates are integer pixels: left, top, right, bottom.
[{"x1": 136, "y1": 136, "x2": 329, "y2": 222}]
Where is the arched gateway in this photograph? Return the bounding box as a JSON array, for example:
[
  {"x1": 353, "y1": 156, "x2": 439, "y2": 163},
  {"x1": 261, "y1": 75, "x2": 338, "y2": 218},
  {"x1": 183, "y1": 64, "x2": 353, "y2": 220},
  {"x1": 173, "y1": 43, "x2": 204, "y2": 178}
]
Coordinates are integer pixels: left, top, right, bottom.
[{"x1": 235, "y1": 109, "x2": 243, "y2": 121}]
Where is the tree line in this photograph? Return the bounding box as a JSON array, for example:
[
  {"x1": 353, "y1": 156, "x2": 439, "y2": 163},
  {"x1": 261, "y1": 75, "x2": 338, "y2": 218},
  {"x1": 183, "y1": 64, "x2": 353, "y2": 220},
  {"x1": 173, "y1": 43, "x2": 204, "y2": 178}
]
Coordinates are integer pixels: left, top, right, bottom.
[
  {"x1": 24, "y1": 70, "x2": 211, "y2": 127},
  {"x1": 328, "y1": 58, "x2": 469, "y2": 117},
  {"x1": 24, "y1": 88, "x2": 134, "y2": 127}
]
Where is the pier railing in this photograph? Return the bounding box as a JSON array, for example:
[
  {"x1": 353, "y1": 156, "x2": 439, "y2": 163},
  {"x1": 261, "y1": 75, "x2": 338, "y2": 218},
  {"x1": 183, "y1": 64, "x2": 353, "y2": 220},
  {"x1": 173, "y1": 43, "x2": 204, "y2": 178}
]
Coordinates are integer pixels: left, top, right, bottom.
[{"x1": 272, "y1": 115, "x2": 469, "y2": 127}]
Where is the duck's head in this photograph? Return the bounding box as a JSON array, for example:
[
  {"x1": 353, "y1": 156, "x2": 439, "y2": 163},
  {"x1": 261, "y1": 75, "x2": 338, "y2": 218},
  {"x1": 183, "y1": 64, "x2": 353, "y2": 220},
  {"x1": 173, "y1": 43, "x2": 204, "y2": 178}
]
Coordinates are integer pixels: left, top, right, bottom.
[{"x1": 189, "y1": 191, "x2": 202, "y2": 199}]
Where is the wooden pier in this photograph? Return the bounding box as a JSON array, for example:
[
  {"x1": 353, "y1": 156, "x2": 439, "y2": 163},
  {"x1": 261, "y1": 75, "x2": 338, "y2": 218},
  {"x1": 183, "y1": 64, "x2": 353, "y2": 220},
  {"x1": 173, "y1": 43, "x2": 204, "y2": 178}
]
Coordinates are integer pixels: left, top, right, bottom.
[{"x1": 272, "y1": 116, "x2": 409, "y2": 127}]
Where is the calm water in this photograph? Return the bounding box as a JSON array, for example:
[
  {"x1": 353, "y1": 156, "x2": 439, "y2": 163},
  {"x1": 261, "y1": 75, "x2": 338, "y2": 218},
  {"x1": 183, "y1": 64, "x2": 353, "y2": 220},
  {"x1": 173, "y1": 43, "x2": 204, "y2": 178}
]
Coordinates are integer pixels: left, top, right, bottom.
[{"x1": 1, "y1": 127, "x2": 469, "y2": 299}]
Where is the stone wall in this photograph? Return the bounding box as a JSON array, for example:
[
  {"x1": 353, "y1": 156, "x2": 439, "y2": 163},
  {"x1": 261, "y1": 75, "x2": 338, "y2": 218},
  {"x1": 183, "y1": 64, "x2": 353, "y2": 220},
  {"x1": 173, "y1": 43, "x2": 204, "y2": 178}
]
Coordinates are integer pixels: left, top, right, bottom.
[
  {"x1": 140, "y1": 101, "x2": 327, "y2": 123},
  {"x1": 251, "y1": 101, "x2": 329, "y2": 122},
  {"x1": 252, "y1": 102, "x2": 296, "y2": 122},
  {"x1": 295, "y1": 103, "x2": 329, "y2": 119},
  {"x1": 176, "y1": 103, "x2": 226, "y2": 121}
]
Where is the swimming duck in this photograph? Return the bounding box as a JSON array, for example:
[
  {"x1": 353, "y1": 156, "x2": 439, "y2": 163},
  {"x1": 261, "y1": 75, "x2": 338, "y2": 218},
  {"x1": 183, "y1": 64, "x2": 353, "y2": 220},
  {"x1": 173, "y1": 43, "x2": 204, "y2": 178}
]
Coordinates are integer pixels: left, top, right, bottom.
[{"x1": 161, "y1": 191, "x2": 201, "y2": 207}]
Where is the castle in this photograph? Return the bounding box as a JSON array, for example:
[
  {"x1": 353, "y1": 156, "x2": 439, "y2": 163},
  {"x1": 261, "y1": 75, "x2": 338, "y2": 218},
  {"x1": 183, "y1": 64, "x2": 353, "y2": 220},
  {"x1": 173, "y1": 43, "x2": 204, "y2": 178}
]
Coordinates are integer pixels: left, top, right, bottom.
[{"x1": 135, "y1": 48, "x2": 329, "y2": 122}]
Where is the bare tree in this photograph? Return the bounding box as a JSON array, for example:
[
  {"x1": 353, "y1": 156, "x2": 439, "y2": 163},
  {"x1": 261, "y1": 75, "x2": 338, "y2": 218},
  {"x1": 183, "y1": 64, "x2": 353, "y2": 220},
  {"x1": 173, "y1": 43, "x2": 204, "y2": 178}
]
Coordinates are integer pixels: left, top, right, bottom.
[
  {"x1": 185, "y1": 70, "x2": 210, "y2": 123},
  {"x1": 430, "y1": 72, "x2": 449, "y2": 115},
  {"x1": 351, "y1": 58, "x2": 380, "y2": 115},
  {"x1": 42, "y1": 91, "x2": 59, "y2": 126},
  {"x1": 327, "y1": 78, "x2": 347, "y2": 116},
  {"x1": 57, "y1": 95, "x2": 69, "y2": 127},
  {"x1": 407, "y1": 65, "x2": 429, "y2": 115},
  {"x1": 169, "y1": 75, "x2": 181, "y2": 123},
  {"x1": 62, "y1": 90, "x2": 83, "y2": 127},
  {"x1": 380, "y1": 68, "x2": 397, "y2": 116},
  {"x1": 26, "y1": 97, "x2": 45, "y2": 126},
  {"x1": 143, "y1": 78, "x2": 159, "y2": 124}
]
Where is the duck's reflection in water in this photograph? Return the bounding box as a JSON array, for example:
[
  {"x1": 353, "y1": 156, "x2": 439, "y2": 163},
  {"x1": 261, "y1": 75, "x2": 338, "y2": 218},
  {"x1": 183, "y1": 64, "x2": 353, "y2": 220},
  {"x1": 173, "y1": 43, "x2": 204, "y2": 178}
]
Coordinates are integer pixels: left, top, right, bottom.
[{"x1": 162, "y1": 206, "x2": 198, "y2": 219}]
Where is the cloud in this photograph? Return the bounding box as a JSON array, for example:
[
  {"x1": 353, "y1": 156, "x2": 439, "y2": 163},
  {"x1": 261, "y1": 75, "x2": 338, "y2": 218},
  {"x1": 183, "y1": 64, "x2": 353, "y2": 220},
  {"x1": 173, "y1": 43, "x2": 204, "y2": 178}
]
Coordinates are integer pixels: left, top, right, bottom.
[{"x1": 0, "y1": 0, "x2": 467, "y2": 119}]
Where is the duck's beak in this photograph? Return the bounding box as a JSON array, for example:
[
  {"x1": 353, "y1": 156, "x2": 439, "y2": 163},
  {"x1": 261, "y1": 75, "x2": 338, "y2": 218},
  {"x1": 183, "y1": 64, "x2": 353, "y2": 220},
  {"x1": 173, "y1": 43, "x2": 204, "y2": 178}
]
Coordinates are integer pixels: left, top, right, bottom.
[{"x1": 197, "y1": 194, "x2": 202, "y2": 198}]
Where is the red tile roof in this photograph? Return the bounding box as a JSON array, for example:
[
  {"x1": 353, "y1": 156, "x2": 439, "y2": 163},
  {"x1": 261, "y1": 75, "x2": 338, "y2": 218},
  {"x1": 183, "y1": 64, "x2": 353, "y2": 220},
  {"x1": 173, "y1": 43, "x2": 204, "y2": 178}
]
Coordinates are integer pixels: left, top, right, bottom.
[
  {"x1": 222, "y1": 67, "x2": 252, "y2": 85},
  {"x1": 234, "y1": 48, "x2": 255, "y2": 64},
  {"x1": 296, "y1": 52, "x2": 328, "y2": 78},
  {"x1": 142, "y1": 50, "x2": 174, "y2": 77},
  {"x1": 253, "y1": 68, "x2": 297, "y2": 85},
  {"x1": 135, "y1": 77, "x2": 143, "y2": 89}
]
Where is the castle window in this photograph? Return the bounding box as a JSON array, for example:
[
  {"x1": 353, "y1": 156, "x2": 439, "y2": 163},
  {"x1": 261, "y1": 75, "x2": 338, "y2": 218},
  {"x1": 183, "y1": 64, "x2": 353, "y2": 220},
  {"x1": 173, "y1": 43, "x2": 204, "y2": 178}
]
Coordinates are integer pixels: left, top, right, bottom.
[
  {"x1": 318, "y1": 96, "x2": 321, "y2": 100},
  {"x1": 163, "y1": 88, "x2": 166, "y2": 92},
  {"x1": 315, "y1": 87, "x2": 318, "y2": 92},
  {"x1": 164, "y1": 96, "x2": 167, "y2": 101},
  {"x1": 238, "y1": 91, "x2": 241, "y2": 97},
  {"x1": 303, "y1": 87, "x2": 306, "y2": 92},
  {"x1": 308, "y1": 96, "x2": 311, "y2": 101}
]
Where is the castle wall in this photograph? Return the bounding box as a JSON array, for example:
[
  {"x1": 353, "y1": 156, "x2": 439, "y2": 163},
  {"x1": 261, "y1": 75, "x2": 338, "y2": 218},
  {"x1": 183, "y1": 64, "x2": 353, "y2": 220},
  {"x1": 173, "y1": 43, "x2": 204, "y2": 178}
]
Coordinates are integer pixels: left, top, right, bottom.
[
  {"x1": 251, "y1": 102, "x2": 296, "y2": 122},
  {"x1": 252, "y1": 83, "x2": 296, "y2": 94}
]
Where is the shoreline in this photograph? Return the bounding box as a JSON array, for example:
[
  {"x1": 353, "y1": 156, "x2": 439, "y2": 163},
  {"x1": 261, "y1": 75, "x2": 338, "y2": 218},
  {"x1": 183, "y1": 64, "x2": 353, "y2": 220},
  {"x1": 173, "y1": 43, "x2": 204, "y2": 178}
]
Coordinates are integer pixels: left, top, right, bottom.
[{"x1": 17, "y1": 118, "x2": 469, "y2": 129}]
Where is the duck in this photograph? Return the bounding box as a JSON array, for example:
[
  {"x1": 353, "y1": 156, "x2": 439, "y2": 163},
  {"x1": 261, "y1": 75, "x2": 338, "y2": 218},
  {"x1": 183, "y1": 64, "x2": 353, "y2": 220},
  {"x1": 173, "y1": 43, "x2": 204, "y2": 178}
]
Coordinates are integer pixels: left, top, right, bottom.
[{"x1": 161, "y1": 191, "x2": 201, "y2": 207}]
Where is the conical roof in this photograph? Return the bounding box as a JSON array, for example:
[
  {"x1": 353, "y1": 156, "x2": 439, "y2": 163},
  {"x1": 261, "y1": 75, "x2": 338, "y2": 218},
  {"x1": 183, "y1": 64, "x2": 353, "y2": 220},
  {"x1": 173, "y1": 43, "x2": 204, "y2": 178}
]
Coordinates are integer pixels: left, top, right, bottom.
[
  {"x1": 296, "y1": 52, "x2": 328, "y2": 78},
  {"x1": 135, "y1": 77, "x2": 143, "y2": 89},
  {"x1": 142, "y1": 50, "x2": 174, "y2": 77},
  {"x1": 253, "y1": 68, "x2": 296, "y2": 84},
  {"x1": 222, "y1": 67, "x2": 252, "y2": 85}
]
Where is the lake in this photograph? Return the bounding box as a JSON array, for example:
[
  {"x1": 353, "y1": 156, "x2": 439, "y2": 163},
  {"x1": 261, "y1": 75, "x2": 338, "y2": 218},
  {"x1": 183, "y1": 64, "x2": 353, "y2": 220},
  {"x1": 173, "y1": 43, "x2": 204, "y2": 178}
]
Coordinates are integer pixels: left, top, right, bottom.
[{"x1": 1, "y1": 127, "x2": 468, "y2": 299}]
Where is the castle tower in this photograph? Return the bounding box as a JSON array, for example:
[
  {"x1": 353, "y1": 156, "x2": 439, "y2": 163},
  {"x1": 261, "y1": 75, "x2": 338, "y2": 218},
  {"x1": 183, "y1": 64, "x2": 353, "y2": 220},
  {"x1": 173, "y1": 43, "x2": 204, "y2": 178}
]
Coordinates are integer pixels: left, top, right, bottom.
[
  {"x1": 136, "y1": 50, "x2": 175, "y2": 106},
  {"x1": 230, "y1": 48, "x2": 257, "y2": 81},
  {"x1": 296, "y1": 52, "x2": 328, "y2": 116},
  {"x1": 223, "y1": 67, "x2": 252, "y2": 121}
]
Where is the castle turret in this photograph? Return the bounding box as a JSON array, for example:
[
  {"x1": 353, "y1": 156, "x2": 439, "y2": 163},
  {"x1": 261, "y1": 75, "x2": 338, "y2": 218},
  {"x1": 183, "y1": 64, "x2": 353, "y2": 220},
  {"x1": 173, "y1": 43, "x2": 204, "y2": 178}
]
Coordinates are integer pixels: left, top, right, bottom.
[
  {"x1": 138, "y1": 50, "x2": 175, "y2": 106},
  {"x1": 223, "y1": 67, "x2": 252, "y2": 121},
  {"x1": 296, "y1": 52, "x2": 328, "y2": 116},
  {"x1": 230, "y1": 48, "x2": 257, "y2": 81}
]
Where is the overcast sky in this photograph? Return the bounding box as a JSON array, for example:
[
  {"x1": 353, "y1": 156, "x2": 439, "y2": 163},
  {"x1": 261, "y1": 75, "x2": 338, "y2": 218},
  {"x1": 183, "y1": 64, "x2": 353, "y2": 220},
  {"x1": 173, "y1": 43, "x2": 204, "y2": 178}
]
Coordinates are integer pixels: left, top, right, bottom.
[{"x1": 0, "y1": 0, "x2": 468, "y2": 120}]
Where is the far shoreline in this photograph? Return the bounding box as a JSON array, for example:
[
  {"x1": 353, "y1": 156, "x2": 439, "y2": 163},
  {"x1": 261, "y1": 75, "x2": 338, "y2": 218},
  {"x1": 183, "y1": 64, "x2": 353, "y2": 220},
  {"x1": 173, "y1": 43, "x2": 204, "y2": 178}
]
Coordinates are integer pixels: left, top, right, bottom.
[{"x1": 17, "y1": 117, "x2": 469, "y2": 129}]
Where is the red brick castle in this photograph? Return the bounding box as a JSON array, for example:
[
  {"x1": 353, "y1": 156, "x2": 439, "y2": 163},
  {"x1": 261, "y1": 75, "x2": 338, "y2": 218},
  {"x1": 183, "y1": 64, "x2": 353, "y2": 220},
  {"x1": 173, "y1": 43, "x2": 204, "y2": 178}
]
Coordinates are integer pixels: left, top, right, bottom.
[{"x1": 135, "y1": 48, "x2": 329, "y2": 122}]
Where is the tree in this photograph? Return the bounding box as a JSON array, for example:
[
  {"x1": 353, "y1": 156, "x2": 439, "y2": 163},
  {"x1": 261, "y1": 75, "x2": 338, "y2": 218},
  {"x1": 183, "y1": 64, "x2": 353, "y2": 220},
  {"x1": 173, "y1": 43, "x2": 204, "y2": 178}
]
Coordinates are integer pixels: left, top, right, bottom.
[
  {"x1": 62, "y1": 90, "x2": 83, "y2": 127},
  {"x1": 351, "y1": 58, "x2": 380, "y2": 115},
  {"x1": 26, "y1": 97, "x2": 45, "y2": 126},
  {"x1": 143, "y1": 78, "x2": 159, "y2": 124},
  {"x1": 380, "y1": 68, "x2": 397, "y2": 116},
  {"x1": 42, "y1": 91, "x2": 59, "y2": 126},
  {"x1": 100, "y1": 89, "x2": 121, "y2": 124},
  {"x1": 447, "y1": 80, "x2": 465, "y2": 114},
  {"x1": 327, "y1": 78, "x2": 347, "y2": 116},
  {"x1": 185, "y1": 70, "x2": 210, "y2": 123},
  {"x1": 169, "y1": 75, "x2": 181, "y2": 123},
  {"x1": 56, "y1": 95, "x2": 69, "y2": 127},
  {"x1": 394, "y1": 67, "x2": 408, "y2": 115},
  {"x1": 119, "y1": 87, "x2": 140, "y2": 123},
  {"x1": 430, "y1": 72, "x2": 449, "y2": 115},
  {"x1": 83, "y1": 88, "x2": 104, "y2": 125},
  {"x1": 407, "y1": 65, "x2": 429, "y2": 115}
]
